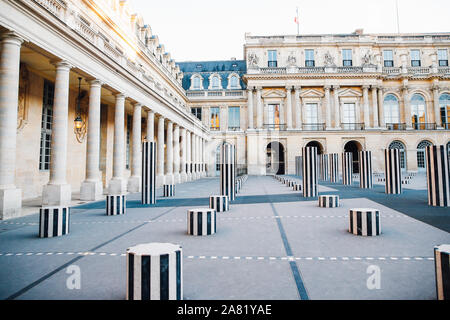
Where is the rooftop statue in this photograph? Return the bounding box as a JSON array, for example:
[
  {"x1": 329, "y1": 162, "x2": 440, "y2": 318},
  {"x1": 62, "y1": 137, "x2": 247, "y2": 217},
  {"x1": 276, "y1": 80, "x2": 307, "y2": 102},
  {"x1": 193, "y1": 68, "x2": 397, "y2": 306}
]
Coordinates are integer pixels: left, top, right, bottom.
[
  {"x1": 324, "y1": 51, "x2": 335, "y2": 67},
  {"x1": 248, "y1": 52, "x2": 259, "y2": 67}
]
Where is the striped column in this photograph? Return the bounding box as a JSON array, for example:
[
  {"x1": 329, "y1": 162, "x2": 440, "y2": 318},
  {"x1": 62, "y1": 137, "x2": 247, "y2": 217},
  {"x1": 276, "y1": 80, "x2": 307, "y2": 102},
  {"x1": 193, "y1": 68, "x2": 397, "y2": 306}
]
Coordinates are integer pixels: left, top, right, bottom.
[
  {"x1": 302, "y1": 147, "x2": 318, "y2": 197},
  {"x1": 384, "y1": 149, "x2": 402, "y2": 194},
  {"x1": 220, "y1": 143, "x2": 236, "y2": 201},
  {"x1": 209, "y1": 195, "x2": 229, "y2": 212},
  {"x1": 295, "y1": 156, "x2": 302, "y2": 177},
  {"x1": 426, "y1": 145, "x2": 450, "y2": 207},
  {"x1": 359, "y1": 151, "x2": 373, "y2": 189},
  {"x1": 187, "y1": 208, "x2": 216, "y2": 236},
  {"x1": 106, "y1": 194, "x2": 126, "y2": 215},
  {"x1": 329, "y1": 153, "x2": 339, "y2": 183},
  {"x1": 342, "y1": 152, "x2": 353, "y2": 186},
  {"x1": 163, "y1": 184, "x2": 175, "y2": 197},
  {"x1": 126, "y1": 243, "x2": 182, "y2": 300},
  {"x1": 142, "y1": 142, "x2": 156, "y2": 205},
  {"x1": 434, "y1": 244, "x2": 450, "y2": 300},
  {"x1": 39, "y1": 206, "x2": 70, "y2": 238},
  {"x1": 318, "y1": 195, "x2": 339, "y2": 208},
  {"x1": 293, "y1": 184, "x2": 302, "y2": 191},
  {"x1": 320, "y1": 154, "x2": 329, "y2": 181},
  {"x1": 349, "y1": 208, "x2": 381, "y2": 236}
]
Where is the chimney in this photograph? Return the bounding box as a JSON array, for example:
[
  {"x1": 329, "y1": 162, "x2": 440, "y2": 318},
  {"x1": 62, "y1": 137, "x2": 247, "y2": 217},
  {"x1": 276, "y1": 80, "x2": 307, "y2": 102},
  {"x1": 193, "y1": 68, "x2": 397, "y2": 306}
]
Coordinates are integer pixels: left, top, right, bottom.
[
  {"x1": 354, "y1": 28, "x2": 364, "y2": 35},
  {"x1": 231, "y1": 57, "x2": 236, "y2": 61}
]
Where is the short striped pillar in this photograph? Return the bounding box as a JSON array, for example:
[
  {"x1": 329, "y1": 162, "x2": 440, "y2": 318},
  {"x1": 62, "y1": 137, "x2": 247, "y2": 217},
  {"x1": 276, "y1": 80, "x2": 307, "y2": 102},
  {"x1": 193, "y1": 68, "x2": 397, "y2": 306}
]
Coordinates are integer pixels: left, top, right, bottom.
[
  {"x1": 434, "y1": 244, "x2": 450, "y2": 300},
  {"x1": 295, "y1": 156, "x2": 302, "y2": 177},
  {"x1": 384, "y1": 149, "x2": 402, "y2": 194},
  {"x1": 426, "y1": 145, "x2": 450, "y2": 207},
  {"x1": 359, "y1": 151, "x2": 373, "y2": 189},
  {"x1": 126, "y1": 243, "x2": 182, "y2": 300},
  {"x1": 163, "y1": 184, "x2": 175, "y2": 197},
  {"x1": 319, "y1": 154, "x2": 329, "y2": 181},
  {"x1": 288, "y1": 180, "x2": 295, "y2": 187},
  {"x1": 39, "y1": 206, "x2": 70, "y2": 238},
  {"x1": 329, "y1": 153, "x2": 339, "y2": 183},
  {"x1": 142, "y1": 142, "x2": 156, "y2": 205},
  {"x1": 302, "y1": 146, "x2": 318, "y2": 197},
  {"x1": 318, "y1": 195, "x2": 339, "y2": 208},
  {"x1": 342, "y1": 152, "x2": 353, "y2": 186},
  {"x1": 235, "y1": 179, "x2": 242, "y2": 193},
  {"x1": 187, "y1": 208, "x2": 216, "y2": 236},
  {"x1": 106, "y1": 194, "x2": 126, "y2": 216},
  {"x1": 220, "y1": 143, "x2": 236, "y2": 201},
  {"x1": 209, "y1": 195, "x2": 229, "y2": 212},
  {"x1": 348, "y1": 208, "x2": 381, "y2": 236},
  {"x1": 293, "y1": 184, "x2": 302, "y2": 191}
]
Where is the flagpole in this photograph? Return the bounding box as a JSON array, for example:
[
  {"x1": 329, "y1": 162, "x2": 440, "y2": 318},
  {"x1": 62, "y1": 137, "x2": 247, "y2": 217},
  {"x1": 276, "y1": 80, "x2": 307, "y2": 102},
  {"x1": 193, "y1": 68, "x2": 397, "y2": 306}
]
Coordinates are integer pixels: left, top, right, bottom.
[
  {"x1": 395, "y1": 0, "x2": 400, "y2": 34},
  {"x1": 296, "y1": 7, "x2": 299, "y2": 35}
]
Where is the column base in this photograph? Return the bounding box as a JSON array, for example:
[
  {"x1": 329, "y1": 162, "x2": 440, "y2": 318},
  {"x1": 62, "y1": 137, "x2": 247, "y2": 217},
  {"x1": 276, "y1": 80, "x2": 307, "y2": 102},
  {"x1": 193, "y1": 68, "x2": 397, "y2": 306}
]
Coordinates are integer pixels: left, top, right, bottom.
[
  {"x1": 174, "y1": 173, "x2": 181, "y2": 184},
  {"x1": 127, "y1": 176, "x2": 142, "y2": 193},
  {"x1": 42, "y1": 184, "x2": 71, "y2": 207},
  {"x1": 180, "y1": 172, "x2": 187, "y2": 183},
  {"x1": 0, "y1": 188, "x2": 22, "y2": 220},
  {"x1": 108, "y1": 178, "x2": 127, "y2": 195},
  {"x1": 80, "y1": 180, "x2": 103, "y2": 201}
]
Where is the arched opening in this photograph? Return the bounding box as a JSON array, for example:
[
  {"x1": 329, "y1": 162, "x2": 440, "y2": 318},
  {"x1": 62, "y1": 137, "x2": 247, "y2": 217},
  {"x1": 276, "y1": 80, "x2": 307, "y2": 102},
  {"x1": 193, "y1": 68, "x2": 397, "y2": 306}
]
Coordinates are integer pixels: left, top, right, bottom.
[
  {"x1": 215, "y1": 145, "x2": 221, "y2": 176},
  {"x1": 410, "y1": 93, "x2": 427, "y2": 129},
  {"x1": 389, "y1": 140, "x2": 406, "y2": 170},
  {"x1": 344, "y1": 140, "x2": 362, "y2": 173},
  {"x1": 417, "y1": 140, "x2": 433, "y2": 171},
  {"x1": 305, "y1": 141, "x2": 324, "y2": 155},
  {"x1": 266, "y1": 142, "x2": 285, "y2": 174}
]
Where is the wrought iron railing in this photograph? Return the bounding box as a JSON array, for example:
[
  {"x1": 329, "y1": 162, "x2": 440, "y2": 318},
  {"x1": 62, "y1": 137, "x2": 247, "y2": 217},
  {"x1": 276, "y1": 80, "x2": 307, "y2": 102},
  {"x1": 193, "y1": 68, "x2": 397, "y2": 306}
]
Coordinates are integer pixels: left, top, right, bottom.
[
  {"x1": 443, "y1": 123, "x2": 450, "y2": 129},
  {"x1": 263, "y1": 124, "x2": 287, "y2": 130},
  {"x1": 302, "y1": 123, "x2": 325, "y2": 131},
  {"x1": 412, "y1": 123, "x2": 437, "y2": 130},
  {"x1": 386, "y1": 123, "x2": 407, "y2": 130},
  {"x1": 227, "y1": 126, "x2": 241, "y2": 131},
  {"x1": 341, "y1": 123, "x2": 365, "y2": 130}
]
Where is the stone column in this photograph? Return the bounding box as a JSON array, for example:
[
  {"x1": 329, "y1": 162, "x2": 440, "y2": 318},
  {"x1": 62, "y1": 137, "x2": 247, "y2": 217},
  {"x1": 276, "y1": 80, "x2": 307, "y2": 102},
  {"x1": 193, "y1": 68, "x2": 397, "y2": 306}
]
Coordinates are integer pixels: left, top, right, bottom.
[
  {"x1": 362, "y1": 85, "x2": 370, "y2": 129},
  {"x1": 371, "y1": 86, "x2": 379, "y2": 128},
  {"x1": 191, "y1": 133, "x2": 197, "y2": 179},
  {"x1": 42, "y1": 60, "x2": 72, "y2": 206},
  {"x1": 333, "y1": 85, "x2": 341, "y2": 129},
  {"x1": 173, "y1": 124, "x2": 180, "y2": 183},
  {"x1": 294, "y1": 86, "x2": 302, "y2": 129},
  {"x1": 378, "y1": 87, "x2": 385, "y2": 128},
  {"x1": 324, "y1": 85, "x2": 332, "y2": 129},
  {"x1": 432, "y1": 85, "x2": 442, "y2": 128},
  {"x1": 157, "y1": 115, "x2": 165, "y2": 186},
  {"x1": 180, "y1": 127, "x2": 187, "y2": 182},
  {"x1": 128, "y1": 103, "x2": 142, "y2": 192},
  {"x1": 81, "y1": 79, "x2": 103, "y2": 201},
  {"x1": 166, "y1": 120, "x2": 174, "y2": 184},
  {"x1": 108, "y1": 93, "x2": 127, "y2": 194},
  {"x1": 247, "y1": 87, "x2": 254, "y2": 129},
  {"x1": 186, "y1": 131, "x2": 192, "y2": 181},
  {"x1": 0, "y1": 32, "x2": 23, "y2": 218},
  {"x1": 146, "y1": 110, "x2": 154, "y2": 142},
  {"x1": 256, "y1": 87, "x2": 263, "y2": 129},
  {"x1": 403, "y1": 86, "x2": 412, "y2": 129},
  {"x1": 286, "y1": 86, "x2": 293, "y2": 129},
  {"x1": 200, "y1": 137, "x2": 204, "y2": 176}
]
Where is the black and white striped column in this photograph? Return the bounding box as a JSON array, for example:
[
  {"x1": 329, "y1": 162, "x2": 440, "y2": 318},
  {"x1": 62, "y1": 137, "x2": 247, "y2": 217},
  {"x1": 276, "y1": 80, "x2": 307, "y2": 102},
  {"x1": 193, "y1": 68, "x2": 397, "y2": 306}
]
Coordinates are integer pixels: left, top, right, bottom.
[
  {"x1": 321, "y1": 154, "x2": 329, "y2": 181},
  {"x1": 349, "y1": 208, "x2": 381, "y2": 236},
  {"x1": 163, "y1": 184, "x2": 175, "y2": 197},
  {"x1": 142, "y1": 142, "x2": 156, "y2": 205},
  {"x1": 434, "y1": 244, "x2": 450, "y2": 300},
  {"x1": 187, "y1": 208, "x2": 216, "y2": 236},
  {"x1": 302, "y1": 147, "x2": 318, "y2": 197},
  {"x1": 318, "y1": 195, "x2": 339, "y2": 208},
  {"x1": 209, "y1": 195, "x2": 229, "y2": 212},
  {"x1": 39, "y1": 206, "x2": 70, "y2": 238},
  {"x1": 126, "y1": 243, "x2": 182, "y2": 300},
  {"x1": 426, "y1": 145, "x2": 450, "y2": 207},
  {"x1": 220, "y1": 143, "x2": 236, "y2": 201},
  {"x1": 295, "y1": 156, "x2": 302, "y2": 177},
  {"x1": 329, "y1": 153, "x2": 339, "y2": 183},
  {"x1": 359, "y1": 151, "x2": 373, "y2": 189},
  {"x1": 342, "y1": 152, "x2": 353, "y2": 186},
  {"x1": 106, "y1": 194, "x2": 126, "y2": 215},
  {"x1": 384, "y1": 149, "x2": 402, "y2": 194},
  {"x1": 293, "y1": 184, "x2": 302, "y2": 191}
]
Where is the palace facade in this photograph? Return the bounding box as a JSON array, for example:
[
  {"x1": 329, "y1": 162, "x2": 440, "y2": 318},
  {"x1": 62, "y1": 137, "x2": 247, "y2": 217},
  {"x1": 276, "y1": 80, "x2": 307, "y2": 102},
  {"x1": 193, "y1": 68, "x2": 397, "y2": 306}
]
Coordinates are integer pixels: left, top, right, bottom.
[{"x1": 0, "y1": 0, "x2": 449, "y2": 219}]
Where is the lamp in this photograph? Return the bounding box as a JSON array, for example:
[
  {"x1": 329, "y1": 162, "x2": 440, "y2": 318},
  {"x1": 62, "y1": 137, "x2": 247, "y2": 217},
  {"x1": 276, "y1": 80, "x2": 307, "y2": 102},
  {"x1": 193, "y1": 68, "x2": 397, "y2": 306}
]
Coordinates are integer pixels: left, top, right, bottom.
[{"x1": 74, "y1": 77, "x2": 87, "y2": 143}]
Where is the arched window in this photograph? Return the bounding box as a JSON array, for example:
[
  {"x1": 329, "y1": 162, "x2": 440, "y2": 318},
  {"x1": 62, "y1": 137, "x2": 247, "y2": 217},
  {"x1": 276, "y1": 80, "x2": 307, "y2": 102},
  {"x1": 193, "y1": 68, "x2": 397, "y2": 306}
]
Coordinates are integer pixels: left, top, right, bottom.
[
  {"x1": 384, "y1": 94, "x2": 400, "y2": 126},
  {"x1": 192, "y1": 76, "x2": 201, "y2": 90},
  {"x1": 389, "y1": 140, "x2": 406, "y2": 169},
  {"x1": 211, "y1": 76, "x2": 220, "y2": 89},
  {"x1": 410, "y1": 94, "x2": 427, "y2": 129},
  {"x1": 230, "y1": 75, "x2": 239, "y2": 89},
  {"x1": 417, "y1": 140, "x2": 433, "y2": 170},
  {"x1": 440, "y1": 93, "x2": 450, "y2": 128}
]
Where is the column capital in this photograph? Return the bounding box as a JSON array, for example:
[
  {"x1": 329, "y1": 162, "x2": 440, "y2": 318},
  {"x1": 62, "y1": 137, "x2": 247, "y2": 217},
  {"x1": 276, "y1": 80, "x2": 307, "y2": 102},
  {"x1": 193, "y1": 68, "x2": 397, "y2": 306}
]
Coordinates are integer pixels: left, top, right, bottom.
[
  {"x1": 333, "y1": 85, "x2": 340, "y2": 90},
  {"x1": 431, "y1": 84, "x2": 441, "y2": 92},
  {"x1": 114, "y1": 92, "x2": 126, "y2": 100},
  {"x1": 1, "y1": 31, "x2": 24, "y2": 46},
  {"x1": 247, "y1": 86, "x2": 254, "y2": 92},
  {"x1": 294, "y1": 86, "x2": 302, "y2": 92},
  {"x1": 255, "y1": 86, "x2": 262, "y2": 91},
  {"x1": 285, "y1": 85, "x2": 293, "y2": 91},
  {"x1": 133, "y1": 102, "x2": 142, "y2": 108},
  {"x1": 147, "y1": 109, "x2": 154, "y2": 115},
  {"x1": 323, "y1": 85, "x2": 331, "y2": 90},
  {"x1": 88, "y1": 79, "x2": 103, "y2": 87},
  {"x1": 51, "y1": 59, "x2": 72, "y2": 70},
  {"x1": 362, "y1": 85, "x2": 370, "y2": 90}
]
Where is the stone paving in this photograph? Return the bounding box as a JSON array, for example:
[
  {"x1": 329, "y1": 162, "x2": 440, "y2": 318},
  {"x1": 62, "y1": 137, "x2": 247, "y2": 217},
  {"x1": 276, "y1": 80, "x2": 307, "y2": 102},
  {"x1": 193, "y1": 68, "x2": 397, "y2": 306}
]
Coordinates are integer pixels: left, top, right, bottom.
[{"x1": 0, "y1": 175, "x2": 449, "y2": 300}]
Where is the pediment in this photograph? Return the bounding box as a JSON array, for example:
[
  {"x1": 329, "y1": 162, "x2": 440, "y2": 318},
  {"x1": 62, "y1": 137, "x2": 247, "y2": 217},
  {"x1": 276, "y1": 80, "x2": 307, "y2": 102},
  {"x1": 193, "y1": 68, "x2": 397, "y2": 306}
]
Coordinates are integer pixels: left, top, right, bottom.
[
  {"x1": 299, "y1": 89, "x2": 324, "y2": 98},
  {"x1": 262, "y1": 89, "x2": 286, "y2": 98},
  {"x1": 338, "y1": 88, "x2": 362, "y2": 97}
]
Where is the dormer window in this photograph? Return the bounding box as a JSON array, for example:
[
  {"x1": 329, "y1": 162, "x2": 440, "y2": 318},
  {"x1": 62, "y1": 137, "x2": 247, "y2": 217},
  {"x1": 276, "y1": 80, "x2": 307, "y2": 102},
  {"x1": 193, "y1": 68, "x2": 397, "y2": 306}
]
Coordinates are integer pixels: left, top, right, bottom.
[
  {"x1": 190, "y1": 74, "x2": 203, "y2": 90},
  {"x1": 208, "y1": 74, "x2": 222, "y2": 90},
  {"x1": 211, "y1": 76, "x2": 220, "y2": 89},
  {"x1": 193, "y1": 77, "x2": 201, "y2": 89},
  {"x1": 230, "y1": 76, "x2": 238, "y2": 88}
]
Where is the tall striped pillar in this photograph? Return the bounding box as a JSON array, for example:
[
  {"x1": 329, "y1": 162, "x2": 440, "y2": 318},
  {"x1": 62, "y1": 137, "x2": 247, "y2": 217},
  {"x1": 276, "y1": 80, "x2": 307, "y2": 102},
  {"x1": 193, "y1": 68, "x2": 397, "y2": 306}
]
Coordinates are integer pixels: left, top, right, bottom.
[
  {"x1": 384, "y1": 149, "x2": 402, "y2": 194},
  {"x1": 359, "y1": 151, "x2": 373, "y2": 189},
  {"x1": 426, "y1": 145, "x2": 449, "y2": 207},
  {"x1": 142, "y1": 142, "x2": 156, "y2": 205},
  {"x1": 434, "y1": 244, "x2": 450, "y2": 300},
  {"x1": 342, "y1": 152, "x2": 353, "y2": 186},
  {"x1": 220, "y1": 143, "x2": 236, "y2": 201},
  {"x1": 329, "y1": 153, "x2": 339, "y2": 183},
  {"x1": 320, "y1": 154, "x2": 329, "y2": 181},
  {"x1": 295, "y1": 156, "x2": 302, "y2": 177},
  {"x1": 302, "y1": 147, "x2": 318, "y2": 197}
]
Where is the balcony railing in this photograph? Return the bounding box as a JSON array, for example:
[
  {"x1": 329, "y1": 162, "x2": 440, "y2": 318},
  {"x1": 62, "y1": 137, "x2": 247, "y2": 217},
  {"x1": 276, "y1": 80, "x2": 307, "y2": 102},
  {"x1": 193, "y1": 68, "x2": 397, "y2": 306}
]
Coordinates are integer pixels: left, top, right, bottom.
[
  {"x1": 412, "y1": 123, "x2": 437, "y2": 130},
  {"x1": 227, "y1": 126, "x2": 241, "y2": 131},
  {"x1": 186, "y1": 90, "x2": 244, "y2": 98},
  {"x1": 302, "y1": 123, "x2": 325, "y2": 131},
  {"x1": 443, "y1": 123, "x2": 450, "y2": 129},
  {"x1": 210, "y1": 127, "x2": 220, "y2": 131},
  {"x1": 386, "y1": 123, "x2": 407, "y2": 130},
  {"x1": 341, "y1": 123, "x2": 365, "y2": 130},
  {"x1": 263, "y1": 124, "x2": 287, "y2": 130}
]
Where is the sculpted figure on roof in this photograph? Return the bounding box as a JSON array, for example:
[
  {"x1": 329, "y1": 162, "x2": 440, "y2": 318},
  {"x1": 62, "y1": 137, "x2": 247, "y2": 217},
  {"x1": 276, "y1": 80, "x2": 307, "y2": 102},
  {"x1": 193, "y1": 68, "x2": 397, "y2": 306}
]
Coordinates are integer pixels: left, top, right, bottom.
[{"x1": 247, "y1": 52, "x2": 259, "y2": 67}]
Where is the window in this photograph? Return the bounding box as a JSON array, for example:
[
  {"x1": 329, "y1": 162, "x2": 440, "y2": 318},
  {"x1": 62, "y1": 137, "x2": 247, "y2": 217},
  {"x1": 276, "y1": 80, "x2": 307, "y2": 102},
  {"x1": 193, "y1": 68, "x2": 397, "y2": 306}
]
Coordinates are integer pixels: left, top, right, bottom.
[
  {"x1": 410, "y1": 50, "x2": 421, "y2": 67},
  {"x1": 268, "y1": 50, "x2": 277, "y2": 67},
  {"x1": 305, "y1": 49, "x2": 315, "y2": 67},
  {"x1": 440, "y1": 93, "x2": 450, "y2": 128},
  {"x1": 210, "y1": 107, "x2": 220, "y2": 130},
  {"x1": 126, "y1": 114, "x2": 132, "y2": 169},
  {"x1": 211, "y1": 76, "x2": 220, "y2": 89},
  {"x1": 417, "y1": 140, "x2": 432, "y2": 169},
  {"x1": 191, "y1": 107, "x2": 202, "y2": 121},
  {"x1": 267, "y1": 104, "x2": 280, "y2": 129},
  {"x1": 39, "y1": 80, "x2": 54, "y2": 171},
  {"x1": 383, "y1": 50, "x2": 394, "y2": 67},
  {"x1": 384, "y1": 94, "x2": 400, "y2": 124},
  {"x1": 342, "y1": 49, "x2": 352, "y2": 66},
  {"x1": 342, "y1": 103, "x2": 356, "y2": 123},
  {"x1": 438, "y1": 49, "x2": 448, "y2": 67},
  {"x1": 228, "y1": 107, "x2": 240, "y2": 130},
  {"x1": 389, "y1": 141, "x2": 406, "y2": 169},
  {"x1": 215, "y1": 145, "x2": 221, "y2": 174},
  {"x1": 411, "y1": 94, "x2": 426, "y2": 129},
  {"x1": 229, "y1": 75, "x2": 239, "y2": 89},
  {"x1": 192, "y1": 76, "x2": 201, "y2": 90},
  {"x1": 305, "y1": 103, "x2": 318, "y2": 124}
]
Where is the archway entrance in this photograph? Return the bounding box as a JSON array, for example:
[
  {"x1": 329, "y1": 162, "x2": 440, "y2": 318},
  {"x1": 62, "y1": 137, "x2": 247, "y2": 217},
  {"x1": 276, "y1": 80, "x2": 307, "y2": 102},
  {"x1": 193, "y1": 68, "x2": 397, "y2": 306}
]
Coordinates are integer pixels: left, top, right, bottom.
[
  {"x1": 417, "y1": 140, "x2": 432, "y2": 171},
  {"x1": 344, "y1": 140, "x2": 362, "y2": 173},
  {"x1": 305, "y1": 141, "x2": 324, "y2": 155},
  {"x1": 214, "y1": 145, "x2": 221, "y2": 176},
  {"x1": 266, "y1": 142, "x2": 285, "y2": 174}
]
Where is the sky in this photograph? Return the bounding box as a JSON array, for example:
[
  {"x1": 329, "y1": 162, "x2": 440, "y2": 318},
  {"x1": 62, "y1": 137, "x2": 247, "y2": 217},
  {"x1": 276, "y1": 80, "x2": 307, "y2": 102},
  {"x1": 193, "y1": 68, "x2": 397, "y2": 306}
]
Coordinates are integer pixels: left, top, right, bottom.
[{"x1": 132, "y1": 0, "x2": 450, "y2": 62}]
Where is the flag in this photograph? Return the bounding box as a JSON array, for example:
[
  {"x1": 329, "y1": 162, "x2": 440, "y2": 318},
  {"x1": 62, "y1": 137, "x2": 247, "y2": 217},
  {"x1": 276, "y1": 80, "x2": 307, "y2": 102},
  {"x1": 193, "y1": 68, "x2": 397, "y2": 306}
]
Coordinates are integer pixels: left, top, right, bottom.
[{"x1": 294, "y1": 17, "x2": 299, "y2": 24}]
